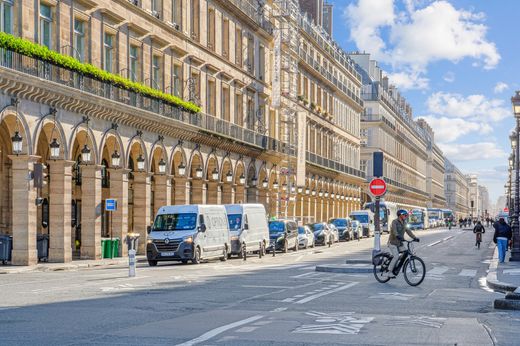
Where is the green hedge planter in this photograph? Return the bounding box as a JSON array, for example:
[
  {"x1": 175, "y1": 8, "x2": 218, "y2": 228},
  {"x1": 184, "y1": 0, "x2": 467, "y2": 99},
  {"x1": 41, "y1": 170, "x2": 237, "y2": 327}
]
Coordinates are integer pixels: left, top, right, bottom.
[{"x1": 0, "y1": 32, "x2": 201, "y2": 113}]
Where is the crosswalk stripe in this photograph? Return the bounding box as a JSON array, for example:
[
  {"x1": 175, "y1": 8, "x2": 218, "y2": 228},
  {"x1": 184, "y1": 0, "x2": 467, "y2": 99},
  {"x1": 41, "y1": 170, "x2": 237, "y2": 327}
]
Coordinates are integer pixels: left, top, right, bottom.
[{"x1": 458, "y1": 269, "x2": 477, "y2": 277}]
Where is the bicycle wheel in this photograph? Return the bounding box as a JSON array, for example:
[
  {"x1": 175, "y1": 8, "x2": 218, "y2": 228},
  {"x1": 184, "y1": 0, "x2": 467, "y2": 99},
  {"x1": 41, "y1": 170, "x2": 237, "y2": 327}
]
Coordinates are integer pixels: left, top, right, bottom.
[
  {"x1": 403, "y1": 256, "x2": 426, "y2": 286},
  {"x1": 373, "y1": 254, "x2": 392, "y2": 283}
]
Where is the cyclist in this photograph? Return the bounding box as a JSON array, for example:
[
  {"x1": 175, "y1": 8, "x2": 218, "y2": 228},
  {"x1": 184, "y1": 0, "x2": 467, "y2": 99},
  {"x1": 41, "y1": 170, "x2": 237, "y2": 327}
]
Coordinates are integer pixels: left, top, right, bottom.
[
  {"x1": 387, "y1": 209, "x2": 419, "y2": 278},
  {"x1": 473, "y1": 220, "x2": 485, "y2": 249}
]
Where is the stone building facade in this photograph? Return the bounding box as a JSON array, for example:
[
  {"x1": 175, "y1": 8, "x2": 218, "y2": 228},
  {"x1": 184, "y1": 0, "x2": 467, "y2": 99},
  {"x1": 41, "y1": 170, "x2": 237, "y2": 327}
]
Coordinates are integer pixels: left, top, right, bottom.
[
  {"x1": 0, "y1": 0, "x2": 364, "y2": 265},
  {"x1": 444, "y1": 159, "x2": 470, "y2": 219}
]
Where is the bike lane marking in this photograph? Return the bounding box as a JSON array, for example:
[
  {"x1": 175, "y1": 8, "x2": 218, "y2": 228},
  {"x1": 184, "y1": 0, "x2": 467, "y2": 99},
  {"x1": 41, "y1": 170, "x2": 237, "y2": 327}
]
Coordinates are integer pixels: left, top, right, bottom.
[{"x1": 294, "y1": 282, "x2": 358, "y2": 304}]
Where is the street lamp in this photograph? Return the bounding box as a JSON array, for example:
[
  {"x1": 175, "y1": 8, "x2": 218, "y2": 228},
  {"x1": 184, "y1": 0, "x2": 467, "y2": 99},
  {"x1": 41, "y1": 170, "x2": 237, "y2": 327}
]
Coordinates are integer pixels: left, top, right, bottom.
[
  {"x1": 211, "y1": 167, "x2": 219, "y2": 181},
  {"x1": 49, "y1": 138, "x2": 60, "y2": 160},
  {"x1": 11, "y1": 131, "x2": 23, "y2": 155},
  {"x1": 262, "y1": 177, "x2": 268, "y2": 188},
  {"x1": 239, "y1": 173, "x2": 246, "y2": 185},
  {"x1": 273, "y1": 180, "x2": 279, "y2": 190},
  {"x1": 510, "y1": 90, "x2": 520, "y2": 261},
  {"x1": 195, "y1": 166, "x2": 203, "y2": 179},
  {"x1": 81, "y1": 144, "x2": 91, "y2": 163},
  {"x1": 251, "y1": 176, "x2": 257, "y2": 186},
  {"x1": 226, "y1": 170, "x2": 233, "y2": 183},
  {"x1": 158, "y1": 158, "x2": 166, "y2": 174},
  {"x1": 111, "y1": 150, "x2": 121, "y2": 168},
  {"x1": 136, "y1": 154, "x2": 145, "y2": 171},
  {"x1": 178, "y1": 162, "x2": 186, "y2": 176}
]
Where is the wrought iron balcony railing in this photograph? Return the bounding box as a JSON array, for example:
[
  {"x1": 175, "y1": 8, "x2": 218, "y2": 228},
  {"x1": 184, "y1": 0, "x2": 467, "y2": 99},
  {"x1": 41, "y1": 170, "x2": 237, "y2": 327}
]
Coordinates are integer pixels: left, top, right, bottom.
[{"x1": 306, "y1": 152, "x2": 365, "y2": 179}]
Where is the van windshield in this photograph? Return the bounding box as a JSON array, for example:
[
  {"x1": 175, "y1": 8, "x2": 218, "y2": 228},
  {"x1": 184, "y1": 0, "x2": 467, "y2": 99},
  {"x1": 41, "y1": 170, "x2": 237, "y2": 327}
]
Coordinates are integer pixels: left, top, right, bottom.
[
  {"x1": 152, "y1": 213, "x2": 197, "y2": 231},
  {"x1": 351, "y1": 215, "x2": 368, "y2": 223},
  {"x1": 269, "y1": 221, "x2": 285, "y2": 234},
  {"x1": 227, "y1": 214, "x2": 242, "y2": 230},
  {"x1": 331, "y1": 219, "x2": 348, "y2": 227}
]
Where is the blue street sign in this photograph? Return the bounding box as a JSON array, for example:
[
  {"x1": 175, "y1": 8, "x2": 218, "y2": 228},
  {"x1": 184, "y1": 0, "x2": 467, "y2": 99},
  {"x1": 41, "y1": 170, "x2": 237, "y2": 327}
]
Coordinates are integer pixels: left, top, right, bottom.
[{"x1": 105, "y1": 199, "x2": 117, "y2": 212}]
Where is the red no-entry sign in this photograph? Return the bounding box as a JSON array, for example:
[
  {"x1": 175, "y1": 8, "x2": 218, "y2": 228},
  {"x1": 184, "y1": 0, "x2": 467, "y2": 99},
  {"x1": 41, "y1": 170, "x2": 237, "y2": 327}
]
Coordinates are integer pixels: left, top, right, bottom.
[{"x1": 369, "y1": 178, "x2": 387, "y2": 197}]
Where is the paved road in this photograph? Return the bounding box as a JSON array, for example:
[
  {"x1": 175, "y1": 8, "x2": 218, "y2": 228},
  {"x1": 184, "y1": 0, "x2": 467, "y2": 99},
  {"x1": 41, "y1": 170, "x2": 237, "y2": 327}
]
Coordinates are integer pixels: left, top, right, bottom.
[{"x1": 1, "y1": 227, "x2": 519, "y2": 345}]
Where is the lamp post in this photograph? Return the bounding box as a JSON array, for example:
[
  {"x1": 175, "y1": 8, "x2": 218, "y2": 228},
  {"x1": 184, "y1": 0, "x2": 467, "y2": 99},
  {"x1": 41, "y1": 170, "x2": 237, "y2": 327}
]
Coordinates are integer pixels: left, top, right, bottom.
[{"x1": 510, "y1": 91, "x2": 520, "y2": 261}]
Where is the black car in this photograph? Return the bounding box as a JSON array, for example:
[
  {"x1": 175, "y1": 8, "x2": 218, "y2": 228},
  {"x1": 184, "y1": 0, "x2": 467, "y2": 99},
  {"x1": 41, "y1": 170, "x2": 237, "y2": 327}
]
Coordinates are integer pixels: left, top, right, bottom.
[
  {"x1": 329, "y1": 218, "x2": 352, "y2": 241},
  {"x1": 307, "y1": 222, "x2": 332, "y2": 246},
  {"x1": 267, "y1": 220, "x2": 299, "y2": 253}
]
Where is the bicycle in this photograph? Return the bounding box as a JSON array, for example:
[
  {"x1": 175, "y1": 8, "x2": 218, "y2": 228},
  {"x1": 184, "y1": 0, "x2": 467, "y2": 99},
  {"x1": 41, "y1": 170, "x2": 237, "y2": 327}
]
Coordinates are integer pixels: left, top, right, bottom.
[
  {"x1": 373, "y1": 239, "x2": 426, "y2": 286},
  {"x1": 474, "y1": 231, "x2": 484, "y2": 249}
]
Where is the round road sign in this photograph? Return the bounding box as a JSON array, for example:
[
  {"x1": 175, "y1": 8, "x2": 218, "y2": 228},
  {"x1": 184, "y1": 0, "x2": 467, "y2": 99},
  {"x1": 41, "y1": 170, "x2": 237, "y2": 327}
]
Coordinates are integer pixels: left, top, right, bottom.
[{"x1": 369, "y1": 178, "x2": 387, "y2": 197}]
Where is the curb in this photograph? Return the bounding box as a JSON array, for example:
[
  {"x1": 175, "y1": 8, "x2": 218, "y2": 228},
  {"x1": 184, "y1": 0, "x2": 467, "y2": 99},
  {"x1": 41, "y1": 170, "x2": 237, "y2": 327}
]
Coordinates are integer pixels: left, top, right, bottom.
[
  {"x1": 345, "y1": 258, "x2": 372, "y2": 264},
  {"x1": 486, "y1": 248, "x2": 518, "y2": 294},
  {"x1": 0, "y1": 256, "x2": 147, "y2": 274},
  {"x1": 494, "y1": 298, "x2": 520, "y2": 310},
  {"x1": 316, "y1": 263, "x2": 372, "y2": 274}
]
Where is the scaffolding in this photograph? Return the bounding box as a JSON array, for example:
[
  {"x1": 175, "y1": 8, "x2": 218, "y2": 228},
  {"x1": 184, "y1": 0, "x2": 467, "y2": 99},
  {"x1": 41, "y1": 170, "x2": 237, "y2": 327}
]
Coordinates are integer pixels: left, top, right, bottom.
[{"x1": 273, "y1": 0, "x2": 300, "y2": 219}]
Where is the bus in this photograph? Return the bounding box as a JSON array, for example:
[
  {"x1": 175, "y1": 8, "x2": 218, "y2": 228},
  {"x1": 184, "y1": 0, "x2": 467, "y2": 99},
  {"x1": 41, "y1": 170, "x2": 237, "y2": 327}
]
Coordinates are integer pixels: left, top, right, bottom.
[
  {"x1": 441, "y1": 209, "x2": 454, "y2": 225},
  {"x1": 427, "y1": 208, "x2": 442, "y2": 228},
  {"x1": 409, "y1": 208, "x2": 428, "y2": 230},
  {"x1": 363, "y1": 201, "x2": 397, "y2": 233}
]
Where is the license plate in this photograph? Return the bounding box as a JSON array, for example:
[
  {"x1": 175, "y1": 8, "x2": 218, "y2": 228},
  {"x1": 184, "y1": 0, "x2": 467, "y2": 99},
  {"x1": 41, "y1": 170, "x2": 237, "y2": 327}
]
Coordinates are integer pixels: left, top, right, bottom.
[{"x1": 161, "y1": 252, "x2": 175, "y2": 257}]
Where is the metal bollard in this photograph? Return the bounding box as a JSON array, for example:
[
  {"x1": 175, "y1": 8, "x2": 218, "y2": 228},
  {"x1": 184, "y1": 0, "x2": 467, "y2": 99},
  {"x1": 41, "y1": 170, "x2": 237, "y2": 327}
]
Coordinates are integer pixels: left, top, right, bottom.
[{"x1": 128, "y1": 249, "x2": 136, "y2": 277}]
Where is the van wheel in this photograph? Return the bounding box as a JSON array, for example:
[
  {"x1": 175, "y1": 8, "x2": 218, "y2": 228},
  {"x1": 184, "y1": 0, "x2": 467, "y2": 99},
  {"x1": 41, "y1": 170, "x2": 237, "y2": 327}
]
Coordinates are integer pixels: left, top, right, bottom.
[
  {"x1": 259, "y1": 242, "x2": 264, "y2": 258},
  {"x1": 220, "y1": 246, "x2": 228, "y2": 261},
  {"x1": 148, "y1": 260, "x2": 158, "y2": 266},
  {"x1": 192, "y1": 247, "x2": 201, "y2": 264},
  {"x1": 284, "y1": 240, "x2": 289, "y2": 253}
]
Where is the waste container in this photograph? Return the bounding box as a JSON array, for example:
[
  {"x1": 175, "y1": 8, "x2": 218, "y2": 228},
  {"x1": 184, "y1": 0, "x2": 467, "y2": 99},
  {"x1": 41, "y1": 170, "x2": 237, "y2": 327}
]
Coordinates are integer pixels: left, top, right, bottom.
[
  {"x1": 101, "y1": 238, "x2": 121, "y2": 258},
  {"x1": 0, "y1": 235, "x2": 13, "y2": 264},
  {"x1": 37, "y1": 234, "x2": 49, "y2": 262},
  {"x1": 111, "y1": 237, "x2": 120, "y2": 257}
]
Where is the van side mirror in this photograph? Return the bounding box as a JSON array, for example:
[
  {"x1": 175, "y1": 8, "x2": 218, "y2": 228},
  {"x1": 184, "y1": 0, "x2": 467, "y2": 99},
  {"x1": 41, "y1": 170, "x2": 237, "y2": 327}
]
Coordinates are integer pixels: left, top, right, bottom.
[
  {"x1": 244, "y1": 223, "x2": 249, "y2": 230},
  {"x1": 198, "y1": 224, "x2": 207, "y2": 233},
  {"x1": 147, "y1": 226, "x2": 152, "y2": 234}
]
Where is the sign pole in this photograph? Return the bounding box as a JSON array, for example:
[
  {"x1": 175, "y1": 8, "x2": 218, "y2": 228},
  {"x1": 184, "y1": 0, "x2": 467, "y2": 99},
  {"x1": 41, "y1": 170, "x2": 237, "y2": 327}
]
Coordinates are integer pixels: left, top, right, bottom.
[{"x1": 373, "y1": 196, "x2": 381, "y2": 257}]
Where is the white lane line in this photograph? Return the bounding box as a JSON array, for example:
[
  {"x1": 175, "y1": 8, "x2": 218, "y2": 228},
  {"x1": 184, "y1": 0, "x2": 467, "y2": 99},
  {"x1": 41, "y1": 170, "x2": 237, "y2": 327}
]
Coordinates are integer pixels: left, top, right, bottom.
[
  {"x1": 458, "y1": 269, "x2": 477, "y2": 277},
  {"x1": 291, "y1": 272, "x2": 317, "y2": 278},
  {"x1": 427, "y1": 266, "x2": 449, "y2": 275},
  {"x1": 236, "y1": 326, "x2": 258, "y2": 333},
  {"x1": 427, "y1": 240, "x2": 442, "y2": 247},
  {"x1": 443, "y1": 236, "x2": 455, "y2": 241},
  {"x1": 294, "y1": 282, "x2": 358, "y2": 304},
  {"x1": 175, "y1": 315, "x2": 264, "y2": 346},
  {"x1": 271, "y1": 307, "x2": 288, "y2": 313},
  {"x1": 241, "y1": 285, "x2": 292, "y2": 289},
  {"x1": 282, "y1": 298, "x2": 296, "y2": 302}
]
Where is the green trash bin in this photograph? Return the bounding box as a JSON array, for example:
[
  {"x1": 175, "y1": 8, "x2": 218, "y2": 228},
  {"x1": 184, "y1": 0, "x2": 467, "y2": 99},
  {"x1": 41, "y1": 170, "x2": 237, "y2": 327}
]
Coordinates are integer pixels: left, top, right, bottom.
[
  {"x1": 111, "y1": 238, "x2": 120, "y2": 258},
  {"x1": 101, "y1": 238, "x2": 111, "y2": 258}
]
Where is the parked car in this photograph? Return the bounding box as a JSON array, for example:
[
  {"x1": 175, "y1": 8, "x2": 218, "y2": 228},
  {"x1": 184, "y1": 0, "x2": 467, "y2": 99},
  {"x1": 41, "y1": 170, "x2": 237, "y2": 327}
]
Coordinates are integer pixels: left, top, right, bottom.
[
  {"x1": 350, "y1": 220, "x2": 362, "y2": 241},
  {"x1": 146, "y1": 205, "x2": 230, "y2": 266},
  {"x1": 225, "y1": 204, "x2": 269, "y2": 258},
  {"x1": 267, "y1": 219, "x2": 299, "y2": 253},
  {"x1": 329, "y1": 218, "x2": 352, "y2": 241},
  {"x1": 328, "y1": 224, "x2": 340, "y2": 243},
  {"x1": 298, "y1": 225, "x2": 315, "y2": 249},
  {"x1": 307, "y1": 222, "x2": 332, "y2": 246},
  {"x1": 350, "y1": 210, "x2": 375, "y2": 237}
]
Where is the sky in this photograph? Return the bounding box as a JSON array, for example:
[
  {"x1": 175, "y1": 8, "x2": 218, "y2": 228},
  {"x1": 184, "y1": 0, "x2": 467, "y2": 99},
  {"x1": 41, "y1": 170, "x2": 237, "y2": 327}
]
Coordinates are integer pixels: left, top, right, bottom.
[{"x1": 328, "y1": 0, "x2": 517, "y2": 205}]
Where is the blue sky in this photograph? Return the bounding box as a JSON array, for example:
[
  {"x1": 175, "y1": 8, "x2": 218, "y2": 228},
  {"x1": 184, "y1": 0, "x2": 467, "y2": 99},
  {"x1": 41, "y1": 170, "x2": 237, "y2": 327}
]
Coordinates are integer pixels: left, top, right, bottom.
[{"x1": 329, "y1": 0, "x2": 517, "y2": 204}]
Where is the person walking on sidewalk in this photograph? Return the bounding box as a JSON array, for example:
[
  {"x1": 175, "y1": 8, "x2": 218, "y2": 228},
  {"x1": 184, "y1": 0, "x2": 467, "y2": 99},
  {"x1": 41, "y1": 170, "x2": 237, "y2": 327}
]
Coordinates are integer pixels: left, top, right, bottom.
[
  {"x1": 493, "y1": 217, "x2": 512, "y2": 263},
  {"x1": 387, "y1": 209, "x2": 419, "y2": 278},
  {"x1": 473, "y1": 221, "x2": 485, "y2": 249}
]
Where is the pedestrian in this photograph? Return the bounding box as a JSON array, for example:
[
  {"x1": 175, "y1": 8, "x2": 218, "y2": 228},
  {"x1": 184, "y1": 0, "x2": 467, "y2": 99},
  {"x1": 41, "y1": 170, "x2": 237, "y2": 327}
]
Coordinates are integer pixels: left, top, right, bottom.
[
  {"x1": 459, "y1": 217, "x2": 463, "y2": 228},
  {"x1": 493, "y1": 217, "x2": 512, "y2": 263}
]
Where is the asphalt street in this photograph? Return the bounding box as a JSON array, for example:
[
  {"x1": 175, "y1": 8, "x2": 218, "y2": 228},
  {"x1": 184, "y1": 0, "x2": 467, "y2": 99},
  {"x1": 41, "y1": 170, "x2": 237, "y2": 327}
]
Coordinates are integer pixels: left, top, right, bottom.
[{"x1": 1, "y1": 227, "x2": 519, "y2": 345}]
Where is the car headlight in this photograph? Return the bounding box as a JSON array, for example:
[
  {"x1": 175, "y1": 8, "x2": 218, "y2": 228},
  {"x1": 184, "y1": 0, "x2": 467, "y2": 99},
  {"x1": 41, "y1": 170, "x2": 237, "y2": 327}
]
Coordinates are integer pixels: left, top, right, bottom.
[
  {"x1": 147, "y1": 239, "x2": 153, "y2": 244},
  {"x1": 183, "y1": 236, "x2": 193, "y2": 244}
]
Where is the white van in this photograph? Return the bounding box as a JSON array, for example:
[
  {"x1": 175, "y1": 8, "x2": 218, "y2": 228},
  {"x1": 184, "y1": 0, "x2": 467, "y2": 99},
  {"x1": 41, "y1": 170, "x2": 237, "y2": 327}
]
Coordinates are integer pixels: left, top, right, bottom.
[
  {"x1": 146, "y1": 205, "x2": 230, "y2": 266},
  {"x1": 225, "y1": 204, "x2": 269, "y2": 258},
  {"x1": 349, "y1": 210, "x2": 375, "y2": 237}
]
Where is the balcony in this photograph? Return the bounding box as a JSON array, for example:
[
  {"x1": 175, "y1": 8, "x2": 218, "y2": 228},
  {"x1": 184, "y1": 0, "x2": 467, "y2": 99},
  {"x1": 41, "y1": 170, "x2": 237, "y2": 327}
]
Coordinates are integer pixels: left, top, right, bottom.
[
  {"x1": 382, "y1": 177, "x2": 429, "y2": 198},
  {"x1": 306, "y1": 152, "x2": 365, "y2": 179},
  {"x1": 298, "y1": 49, "x2": 363, "y2": 108},
  {"x1": 0, "y1": 47, "x2": 284, "y2": 154},
  {"x1": 222, "y1": 0, "x2": 274, "y2": 34}
]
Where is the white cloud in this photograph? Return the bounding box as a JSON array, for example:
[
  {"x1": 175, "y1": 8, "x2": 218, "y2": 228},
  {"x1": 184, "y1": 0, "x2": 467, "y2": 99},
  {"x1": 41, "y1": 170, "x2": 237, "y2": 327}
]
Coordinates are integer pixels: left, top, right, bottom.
[
  {"x1": 426, "y1": 92, "x2": 510, "y2": 122},
  {"x1": 443, "y1": 71, "x2": 455, "y2": 83},
  {"x1": 419, "y1": 116, "x2": 492, "y2": 143},
  {"x1": 386, "y1": 70, "x2": 429, "y2": 90},
  {"x1": 438, "y1": 142, "x2": 507, "y2": 161},
  {"x1": 494, "y1": 82, "x2": 509, "y2": 94},
  {"x1": 344, "y1": 0, "x2": 500, "y2": 89}
]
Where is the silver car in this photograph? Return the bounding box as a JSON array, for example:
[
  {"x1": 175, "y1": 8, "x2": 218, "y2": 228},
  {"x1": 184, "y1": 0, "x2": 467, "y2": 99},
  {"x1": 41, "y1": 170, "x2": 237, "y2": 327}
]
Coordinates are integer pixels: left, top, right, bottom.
[
  {"x1": 351, "y1": 220, "x2": 362, "y2": 241},
  {"x1": 328, "y1": 224, "x2": 340, "y2": 242},
  {"x1": 297, "y1": 226, "x2": 315, "y2": 249}
]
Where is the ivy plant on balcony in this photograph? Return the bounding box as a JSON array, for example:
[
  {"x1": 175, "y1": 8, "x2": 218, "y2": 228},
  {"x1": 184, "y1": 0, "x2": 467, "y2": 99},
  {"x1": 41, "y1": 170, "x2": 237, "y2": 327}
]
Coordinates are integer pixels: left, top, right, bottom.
[{"x1": 0, "y1": 32, "x2": 201, "y2": 113}]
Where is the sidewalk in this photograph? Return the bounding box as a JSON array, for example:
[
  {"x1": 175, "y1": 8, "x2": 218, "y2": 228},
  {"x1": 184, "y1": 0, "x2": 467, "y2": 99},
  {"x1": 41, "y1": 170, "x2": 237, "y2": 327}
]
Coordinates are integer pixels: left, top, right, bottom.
[
  {"x1": 0, "y1": 256, "x2": 148, "y2": 274},
  {"x1": 486, "y1": 246, "x2": 520, "y2": 310}
]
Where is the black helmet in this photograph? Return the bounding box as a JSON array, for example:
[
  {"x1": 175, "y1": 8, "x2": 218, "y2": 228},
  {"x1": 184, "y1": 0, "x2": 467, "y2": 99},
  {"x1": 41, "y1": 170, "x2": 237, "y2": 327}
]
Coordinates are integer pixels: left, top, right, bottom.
[{"x1": 397, "y1": 209, "x2": 409, "y2": 217}]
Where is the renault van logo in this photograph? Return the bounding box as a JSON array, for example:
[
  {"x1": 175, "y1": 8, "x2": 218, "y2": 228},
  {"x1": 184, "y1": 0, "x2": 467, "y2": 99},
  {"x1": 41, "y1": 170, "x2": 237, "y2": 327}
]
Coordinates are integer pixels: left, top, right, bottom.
[{"x1": 164, "y1": 238, "x2": 170, "y2": 245}]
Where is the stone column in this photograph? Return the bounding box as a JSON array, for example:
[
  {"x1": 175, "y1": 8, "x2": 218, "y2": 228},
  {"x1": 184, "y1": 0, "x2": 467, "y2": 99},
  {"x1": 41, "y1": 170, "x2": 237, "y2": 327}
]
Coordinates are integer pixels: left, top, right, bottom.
[
  {"x1": 9, "y1": 155, "x2": 39, "y2": 266},
  {"x1": 296, "y1": 193, "x2": 303, "y2": 220},
  {"x1": 153, "y1": 174, "x2": 172, "y2": 214},
  {"x1": 48, "y1": 160, "x2": 74, "y2": 263},
  {"x1": 108, "y1": 168, "x2": 130, "y2": 257},
  {"x1": 132, "y1": 172, "x2": 151, "y2": 254},
  {"x1": 191, "y1": 179, "x2": 204, "y2": 204},
  {"x1": 247, "y1": 186, "x2": 258, "y2": 203},
  {"x1": 80, "y1": 164, "x2": 102, "y2": 260},
  {"x1": 206, "y1": 181, "x2": 219, "y2": 204},
  {"x1": 258, "y1": 188, "x2": 267, "y2": 210},
  {"x1": 174, "y1": 176, "x2": 189, "y2": 205},
  {"x1": 221, "y1": 183, "x2": 233, "y2": 204}
]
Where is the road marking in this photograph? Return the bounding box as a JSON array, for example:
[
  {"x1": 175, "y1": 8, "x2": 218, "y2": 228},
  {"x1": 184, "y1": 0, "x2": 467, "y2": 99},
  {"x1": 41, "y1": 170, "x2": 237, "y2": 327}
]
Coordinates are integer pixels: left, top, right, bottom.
[
  {"x1": 294, "y1": 282, "x2": 358, "y2": 304},
  {"x1": 282, "y1": 298, "x2": 296, "y2": 302},
  {"x1": 384, "y1": 316, "x2": 445, "y2": 329},
  {"x1": 241, "y1": 285, "x2": 292, "y2": 289},
  {"x1": 271, "y1": 307, "x2": 288, "y2": 313},
  {"x1": 458, "y1": 269, "x2": 477, "y2": 277},
  {"x1": 443, "y1": 236, "x2": 454, "y2": 242},
  {"x1": 291, "y1": 272, "x2": 317, "y2": 278},
  {"x1": 369, "y1": 292, "x2": 416, "y2": 301},
  {"x1": 293, "y1": 311, "x2": 373, "y2": 335},
  {"x1": 427, "y1": 240, "x2": 442, "y2": 247},
  {"x1": 503, "y1": 269, "x2": 520, "y2": 275},
  {"x1": 236, "y1": 326, "x2": 258, "y2": 333},
  {"x1": 175, "y1": 315, "x2": 264, "y2": 346}
]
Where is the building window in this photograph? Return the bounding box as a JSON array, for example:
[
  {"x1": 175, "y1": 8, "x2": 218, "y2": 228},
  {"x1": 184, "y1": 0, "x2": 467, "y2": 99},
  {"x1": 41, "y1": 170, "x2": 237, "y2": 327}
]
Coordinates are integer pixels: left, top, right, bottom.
[
  {"x1": 40, "y1": 3, "x2": 53, "y2": 49},
  {"x1": 235, "y1": 93, "x2": 243, "y2": 126},
  {"x1": 103, "y1": 33, "x2": 114, "y2": 73},
  {"x1": 152, "y1": 55, "x2": 161, "y2": 89},
  {"x1": 151, "y1": 0, "x2": 161, "y2": 18},
  {"x1": 173, "y1": 64, "x2": 182, "y2": 97},
  {"x1": 235, "y1": 27, "x2": 242, "y2": 67},
  {"x1": 259, "y1": 45, "x2": 265, "y2": 81},
  {"x1": 246, "y1": 34, "x2": 254, "y2": 73},
  {"x1": 129, "y1": 45, "x2": 139, "y2": 81},
  {"x1": 207, "y1": 79, "x2": 216, "y2": 116},
  {"x1": 190, "y1": 0, "x2": 199, "y2": 41},
  {"x1": 222, "y1": 86, "x2": 230, "y2": 121},
  {"x1": 73, "y1": 19, "x2": 85, "y2": 62},
  {"x1": 190, "y1": 71, "x2": 200, "y2": 103},
  {"x1": 222, "y1": 18, "x2": 229, "y2": 59},
  {"x1": 0, "y1": 0, "x2": 13, "y2": 34},
  {"x1": 172, "y1": 0, "x2": 182, "y2": 28},
  {"x1": 207, "y1": 8, "x2": 215, "y2": 50}
]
